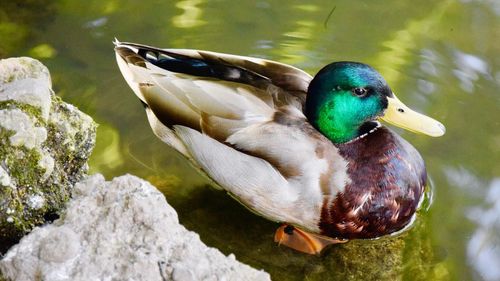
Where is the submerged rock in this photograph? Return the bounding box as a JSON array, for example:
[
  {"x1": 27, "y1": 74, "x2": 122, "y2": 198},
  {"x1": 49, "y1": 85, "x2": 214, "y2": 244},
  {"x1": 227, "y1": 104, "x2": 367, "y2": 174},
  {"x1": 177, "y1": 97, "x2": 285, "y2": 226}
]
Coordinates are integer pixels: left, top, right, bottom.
[
  {"x1": 0, "y1": 174, "x2": 270, "y2": 281},
  {"x1": 0, "y1": 57, "x2": 96, "y2": 250}
]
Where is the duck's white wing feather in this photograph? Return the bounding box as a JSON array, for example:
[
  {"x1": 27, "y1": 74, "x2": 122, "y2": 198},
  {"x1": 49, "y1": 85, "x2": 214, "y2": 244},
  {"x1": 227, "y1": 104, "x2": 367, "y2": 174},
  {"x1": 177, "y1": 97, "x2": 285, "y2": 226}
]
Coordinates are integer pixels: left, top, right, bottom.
[{"x1": 173, "y1": 125, "x2": 321, "y2": 231}]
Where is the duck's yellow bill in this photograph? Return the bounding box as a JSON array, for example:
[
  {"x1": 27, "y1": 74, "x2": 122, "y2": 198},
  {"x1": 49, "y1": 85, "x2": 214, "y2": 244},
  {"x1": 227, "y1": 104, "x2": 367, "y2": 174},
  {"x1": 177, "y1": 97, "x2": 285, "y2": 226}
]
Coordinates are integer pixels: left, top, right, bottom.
[{"x1": 380, "y1": 94, "x2": 445, "y2": 137}]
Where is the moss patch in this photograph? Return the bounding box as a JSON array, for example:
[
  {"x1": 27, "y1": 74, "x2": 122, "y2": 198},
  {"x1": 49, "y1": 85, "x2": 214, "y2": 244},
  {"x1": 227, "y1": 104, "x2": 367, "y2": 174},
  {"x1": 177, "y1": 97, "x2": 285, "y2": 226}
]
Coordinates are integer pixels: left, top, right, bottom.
[{"x1": 0, "y1": 58, "x2": 96, "y2": 252}]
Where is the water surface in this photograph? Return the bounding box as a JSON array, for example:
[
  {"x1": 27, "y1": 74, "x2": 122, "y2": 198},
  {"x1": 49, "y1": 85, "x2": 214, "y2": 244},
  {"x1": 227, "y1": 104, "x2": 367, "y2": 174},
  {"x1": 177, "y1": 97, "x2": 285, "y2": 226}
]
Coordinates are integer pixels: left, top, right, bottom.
[{"x1": 1, "y1": 0, "x2": 499, "y2": 280}]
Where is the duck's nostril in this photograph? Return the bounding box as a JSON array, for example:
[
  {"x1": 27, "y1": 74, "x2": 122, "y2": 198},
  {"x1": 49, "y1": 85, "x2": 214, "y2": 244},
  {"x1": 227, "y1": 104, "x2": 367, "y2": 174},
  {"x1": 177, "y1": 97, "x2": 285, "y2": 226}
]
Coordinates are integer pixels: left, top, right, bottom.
[{"x1": 284, "y1": 225, "x2": 295, "y2": 235}]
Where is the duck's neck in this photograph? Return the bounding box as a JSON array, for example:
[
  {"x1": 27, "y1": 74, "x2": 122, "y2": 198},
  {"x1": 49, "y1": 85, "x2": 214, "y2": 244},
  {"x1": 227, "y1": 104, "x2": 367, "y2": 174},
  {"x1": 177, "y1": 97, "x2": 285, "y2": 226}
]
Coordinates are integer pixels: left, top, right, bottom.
[
  {"x1": 316, "y1": 108, "x2": 359, "y2": 144},
  {"x1": 306, "y1": 90, "x2": 384, "y2": 144},
  {"x1": 307, "y1": 94, "x2": 366, "y2": 144}
]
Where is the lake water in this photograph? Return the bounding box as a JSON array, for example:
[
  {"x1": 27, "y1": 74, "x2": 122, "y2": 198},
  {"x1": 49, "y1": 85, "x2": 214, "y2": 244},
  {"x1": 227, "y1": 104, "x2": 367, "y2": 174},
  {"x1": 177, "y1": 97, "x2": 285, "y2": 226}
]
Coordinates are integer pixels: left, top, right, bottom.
[{"x1": 1, "y1": 0, "x2": 499, "y2": 280}]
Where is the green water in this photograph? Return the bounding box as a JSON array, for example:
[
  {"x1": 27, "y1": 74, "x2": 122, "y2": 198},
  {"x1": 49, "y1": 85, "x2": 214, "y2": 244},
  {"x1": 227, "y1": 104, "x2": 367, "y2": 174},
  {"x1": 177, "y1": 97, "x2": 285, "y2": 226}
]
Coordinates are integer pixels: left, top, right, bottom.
[{"x1": 2, "y1": 0, "x2": 499, "y2": 280}]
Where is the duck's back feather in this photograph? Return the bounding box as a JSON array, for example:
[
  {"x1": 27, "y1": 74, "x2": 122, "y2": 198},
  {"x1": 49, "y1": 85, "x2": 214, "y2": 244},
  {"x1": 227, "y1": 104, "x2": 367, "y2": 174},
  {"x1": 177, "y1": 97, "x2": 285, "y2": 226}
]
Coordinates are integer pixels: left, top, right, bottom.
[
  {"x1": 115, "y1": 41, "x2": 349, "y2": 232},
  {"x1": 117, "y1": 41, "x2": 312, "y2": 97}
]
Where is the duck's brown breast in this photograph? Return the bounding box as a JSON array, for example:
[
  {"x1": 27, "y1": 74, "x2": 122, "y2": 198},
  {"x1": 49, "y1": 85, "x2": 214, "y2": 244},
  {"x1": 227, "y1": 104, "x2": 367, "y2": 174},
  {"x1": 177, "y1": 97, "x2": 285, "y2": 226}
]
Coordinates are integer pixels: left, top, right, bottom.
[{"x1": 319, "y1": 126, "x2": 426, "y2": 239}]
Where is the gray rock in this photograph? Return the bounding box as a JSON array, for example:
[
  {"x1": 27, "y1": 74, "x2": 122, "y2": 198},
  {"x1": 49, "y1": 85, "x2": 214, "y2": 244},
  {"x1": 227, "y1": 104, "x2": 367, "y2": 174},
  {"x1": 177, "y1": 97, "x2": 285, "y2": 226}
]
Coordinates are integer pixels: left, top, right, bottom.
[
  {"x1": 0, "y1": 174, "x2": 271, "y2": 281},
  {"x1": 0, "y1": 57, "x2": 96, "y2": 248}
]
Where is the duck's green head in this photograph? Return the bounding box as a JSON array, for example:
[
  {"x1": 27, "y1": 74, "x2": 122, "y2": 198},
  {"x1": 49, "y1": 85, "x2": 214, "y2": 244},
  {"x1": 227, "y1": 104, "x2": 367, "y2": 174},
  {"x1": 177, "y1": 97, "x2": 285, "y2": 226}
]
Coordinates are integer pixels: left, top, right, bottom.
[{"x1": 305, "y1": 62, "x2": 445, "y2": 144}]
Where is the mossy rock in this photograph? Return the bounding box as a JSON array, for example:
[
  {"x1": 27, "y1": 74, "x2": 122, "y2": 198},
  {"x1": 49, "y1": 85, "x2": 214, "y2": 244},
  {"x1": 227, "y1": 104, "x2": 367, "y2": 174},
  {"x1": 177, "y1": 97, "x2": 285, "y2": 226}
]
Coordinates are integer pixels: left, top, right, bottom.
[{"x1": 0, "y1": 57, "x2": 96, "y2": 251}]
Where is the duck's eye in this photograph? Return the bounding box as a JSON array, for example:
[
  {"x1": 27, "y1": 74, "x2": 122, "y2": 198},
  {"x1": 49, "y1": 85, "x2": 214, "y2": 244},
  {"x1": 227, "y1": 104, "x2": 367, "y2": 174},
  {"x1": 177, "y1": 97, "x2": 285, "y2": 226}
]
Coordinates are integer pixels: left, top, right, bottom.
[{"x1": 352, "y1": 87, "x2": 368, "y2": 97}]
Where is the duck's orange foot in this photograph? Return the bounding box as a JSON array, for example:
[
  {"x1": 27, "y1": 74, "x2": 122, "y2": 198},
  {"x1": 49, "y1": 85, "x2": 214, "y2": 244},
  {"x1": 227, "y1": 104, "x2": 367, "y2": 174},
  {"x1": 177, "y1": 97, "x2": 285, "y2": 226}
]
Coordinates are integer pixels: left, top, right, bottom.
[{"x1": 274, "y1": 224, "x2": 347, "y2": 255}]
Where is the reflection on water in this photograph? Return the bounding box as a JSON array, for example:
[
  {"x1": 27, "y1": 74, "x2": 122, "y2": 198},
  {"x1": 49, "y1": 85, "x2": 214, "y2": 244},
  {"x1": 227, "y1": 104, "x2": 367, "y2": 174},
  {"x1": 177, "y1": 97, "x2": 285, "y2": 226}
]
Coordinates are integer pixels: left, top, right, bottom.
[
  {"x1": 2, "y1": 0, "x2": 499, "y2": 280},
  {"x1": 417, "y1": 50, "x2": 439, "y2": 96},
  {"x1": 467, "y1": 179, "x2": 500, "y2": 281},
  {"x1": 83, "y1": 17, "x2": 108, "y2": 29},
  {"x1": 373, "y1": 1, "x2": 451, "y2": 88},
  {"x1": 460, "y1": 0, "x2": 500, "y2": 16},
  {"x1": 452, "y1": 51, "x2": 490, "y2": 93},
  {"x1": 278, "y1": 5, "x2": 318, "y2": 65},
  {"x1": 172, "y1": 0, "x2": 206, "y2": 29},
  {"x1": 444, "y1": 166, "x2": 483, "y2": 194}
]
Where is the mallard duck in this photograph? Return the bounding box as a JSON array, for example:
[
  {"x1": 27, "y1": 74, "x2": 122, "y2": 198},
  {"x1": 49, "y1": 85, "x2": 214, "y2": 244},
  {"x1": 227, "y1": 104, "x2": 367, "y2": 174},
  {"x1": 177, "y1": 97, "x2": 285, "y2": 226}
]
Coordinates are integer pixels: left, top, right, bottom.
[{"x1": 114, "y1": 40, "x2": 445, "y2": 255}]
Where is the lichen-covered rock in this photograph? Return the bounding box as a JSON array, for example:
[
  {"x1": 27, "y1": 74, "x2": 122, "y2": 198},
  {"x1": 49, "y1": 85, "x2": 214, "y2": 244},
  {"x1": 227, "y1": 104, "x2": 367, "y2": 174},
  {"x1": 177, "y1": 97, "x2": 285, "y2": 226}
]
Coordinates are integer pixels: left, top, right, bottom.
[
  {"x1": 0, "y1": 174, "x2": 270, "y2": 281},
  {"x1": 0, "y1": 57, "x2": 96, "y2": 249}
]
